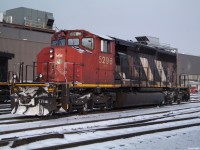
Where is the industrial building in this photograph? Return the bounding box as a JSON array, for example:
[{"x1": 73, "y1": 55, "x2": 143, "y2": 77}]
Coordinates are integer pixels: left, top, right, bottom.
[
  {"x1": 177, "y1": 53, "x2": 200, "y2": 92},
  {"x1": 0, "y1": 7, "x2": 200, "y2": 88},
  {"x1": 0, "y1": 52, "x2": 14, "y2": 82},
  {"x1": 0, "y1": 7, "x2": 55, "y2": 81}
]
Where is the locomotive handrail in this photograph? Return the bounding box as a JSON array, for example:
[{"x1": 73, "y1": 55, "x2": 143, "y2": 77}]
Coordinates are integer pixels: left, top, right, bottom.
[
  {"x1": 25, "y1": 65, "x2": 33, "y2": 82},
  {"x1": 33, "y1": 62, "x2": 49, "y2": 82}
]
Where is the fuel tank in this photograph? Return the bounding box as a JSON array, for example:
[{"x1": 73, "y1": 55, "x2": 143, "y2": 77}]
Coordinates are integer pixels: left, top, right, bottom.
[{"x1": 116, "y1": 92, "x2": 164, "y2": 107}]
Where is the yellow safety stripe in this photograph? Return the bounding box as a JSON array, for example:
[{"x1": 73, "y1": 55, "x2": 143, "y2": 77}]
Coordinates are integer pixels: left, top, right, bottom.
[
  {"x1": 15, "y1": 83, "x2": 48, "y2": 87},
  {"x1": 13, "y1": 83, "x2": 189, "y2": 89},
  {"x1": 48, "y1": 88, "x2": 54, "y2": 92},
  {"x1": 0, "y1": 82, "x2": 9, "y2": 86},
  {"x1": 71, "y1": 84, "x2": 122, "y2": 88},
  {"x1": 71, "y1": 84, "x2": 189, "y2": 89}
]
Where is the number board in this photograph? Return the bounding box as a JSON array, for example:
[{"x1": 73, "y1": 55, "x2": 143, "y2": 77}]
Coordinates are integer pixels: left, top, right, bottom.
[{"x1": 99, "y1": 56, "x2": 113, "y2": 65}]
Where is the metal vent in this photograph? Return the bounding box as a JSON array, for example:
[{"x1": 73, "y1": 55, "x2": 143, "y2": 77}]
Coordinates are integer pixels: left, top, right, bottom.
[
  {"x1": 135, "y1": 36, "x2": 160, "y2": 45},
  {"x1": 135, "y1": 36, "x2": 177, "y2": 53}
]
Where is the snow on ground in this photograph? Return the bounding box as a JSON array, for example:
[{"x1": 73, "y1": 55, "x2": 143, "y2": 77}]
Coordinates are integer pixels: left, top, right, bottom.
[
  {"x1": 65, "y1": 126, "x2": 200, "y2": 150},
  {"x1": 0, "y1": 113, "x2": 23, "y2": 119},
  {"x1": 66, "y1": 95, "x2": 199, "y2": 150},
  {"x1": 5, "y1": 117, "x2": 200, "y2": 150},
  {"x1": 1, "y1": 102, "x2": 200, "y2": 132},
  {"x1": 1, "y1": 105, "x2": 200, "y2": 149},
  {"x1": 190, "y1": 93, "x2": 200, "y2": 100},
  {"x1": 1, "y1": 94, "x2": 200, "y2": 149},
  {"x1": 1, "y1": 109, "x2": 200, "y2": 141}
]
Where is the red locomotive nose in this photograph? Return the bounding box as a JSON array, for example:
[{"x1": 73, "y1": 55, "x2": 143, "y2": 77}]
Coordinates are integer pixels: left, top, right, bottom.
[
  {"x1": 36, "y1": 47, "x2": 66, "y2": 82},
  {"x1": 37, "y1": 46, "x2": 85, "y2": 83}
]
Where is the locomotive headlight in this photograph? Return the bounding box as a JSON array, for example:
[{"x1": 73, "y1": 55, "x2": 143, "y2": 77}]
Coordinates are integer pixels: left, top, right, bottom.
[
  {"x1": 50, "y1": 54, "x2": 54, "y2": 59},
  {"x1": 49, "y1": 49, "x2": 54, "y2": 53},
  {"x1": 13, "y1": 74, "x2": 17, "y2": 79},
  {"x1": 39, "y1": 73, "x2": 43, "y2": 78}
]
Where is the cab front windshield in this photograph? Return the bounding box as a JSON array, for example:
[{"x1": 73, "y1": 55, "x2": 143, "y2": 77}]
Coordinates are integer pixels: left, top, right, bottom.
[
  {"x1": 51, "y1": 37, "x2": 94, "y2": 50},
  {"x1": 51, "y1": 39, "x2": 66, "y2": 46}
]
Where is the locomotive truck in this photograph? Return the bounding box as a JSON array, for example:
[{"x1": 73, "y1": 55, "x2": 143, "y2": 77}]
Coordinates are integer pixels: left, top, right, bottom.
[{"x1": 10, "y1": 29, "x2": 190, "y2": 115}]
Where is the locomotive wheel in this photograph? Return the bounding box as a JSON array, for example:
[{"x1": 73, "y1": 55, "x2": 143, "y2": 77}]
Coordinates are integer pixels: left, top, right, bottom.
[
  {"x1": 77, "y1": 108, "x2": 84, "y2": 114},
  {"x1": 177, "y1": 94, "x2": 182, "y2": 104},
  {"x1": 78, "y1": 108, "x2": 86, "y2": 114},
  {"x1": 68, "y1": 103, "x2": 74, "y2": 113},
  {"x1": 106, "y1": 99, "x2": 113, "y2": 109},
  {"x1": 100, "y1": 106, "x2": 106, "y2": 111},
  {"x1": 100, "y1": 104, "x2": 107, "y2": 111},
  {"x1": 177, "y1": 100, "x2": 181, "y2": 104},
  {"x1": 169, "y1": 97, "x2": 173, "y2": 105},
  {"x1": 78, "y1": 103, "x2": 88, "y2": 114},
  {"x1": 159, "y1": 99, "x2": 165, "y2": 106},
  {"x1": 87, "y1": 100, "x2": 94, "y2": 111}
]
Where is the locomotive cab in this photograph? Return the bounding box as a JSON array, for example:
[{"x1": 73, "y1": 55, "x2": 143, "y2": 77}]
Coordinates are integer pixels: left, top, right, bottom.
[{"x1": 37, "y1": 30, "x2": 115, "y2": 84}]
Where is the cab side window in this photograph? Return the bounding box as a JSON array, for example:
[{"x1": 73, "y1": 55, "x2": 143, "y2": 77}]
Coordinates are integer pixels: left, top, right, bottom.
[
  {"x1": 101, "y1": 40, "x2": 111, "y2": 53},
  {"x1": 82, "y1": 38, "x2": 94, "y2": 50}
]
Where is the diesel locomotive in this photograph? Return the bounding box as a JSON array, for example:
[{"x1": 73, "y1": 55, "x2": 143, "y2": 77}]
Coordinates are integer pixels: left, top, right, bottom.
[{"x1": 10, "y1": 29, "x2": 190, "y2": 115}]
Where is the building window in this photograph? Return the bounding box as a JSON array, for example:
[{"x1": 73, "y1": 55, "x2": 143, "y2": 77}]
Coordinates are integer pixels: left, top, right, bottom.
[
  {"x1": 82, "y1": 38, "x2": 94, "y2": 50},
  {"x1": 101, "y1": 40, "x2": 110, "y2": 53}
]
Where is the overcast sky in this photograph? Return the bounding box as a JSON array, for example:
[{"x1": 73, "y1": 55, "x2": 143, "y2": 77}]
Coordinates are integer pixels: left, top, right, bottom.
[{"x1": 1, "y1": 0, "x2": 200, "y2": 55}]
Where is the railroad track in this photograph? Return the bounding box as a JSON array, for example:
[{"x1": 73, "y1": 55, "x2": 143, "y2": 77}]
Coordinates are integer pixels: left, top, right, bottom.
[
  {"x1": 1, "y1": 101, "x2": 200, "y2": 133},
  {"x1": 34, "y1": 120, "x2": 200, "y2": 150},
  {"x1": 0, "y1": 103, "x2": 11, "y2": 115},
  {"x1": 0, "y1": 102, "x2": 200, "y2": 149}
]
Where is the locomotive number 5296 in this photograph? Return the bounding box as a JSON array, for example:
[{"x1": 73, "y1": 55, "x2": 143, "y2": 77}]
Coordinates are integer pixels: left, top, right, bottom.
[{"x1": 99, "y1": 56, "x2": 113, "y2": 65}]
